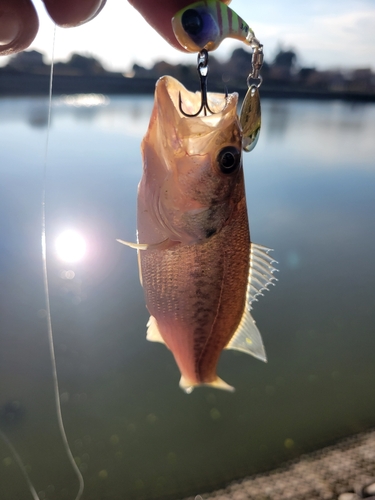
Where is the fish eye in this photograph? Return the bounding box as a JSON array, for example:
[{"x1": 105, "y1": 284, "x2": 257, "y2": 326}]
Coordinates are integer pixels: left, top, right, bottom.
[
  {"x1": 217, "y1": 146, "x2": 241, "y2": 174},
  {"x1": 181, "y1": 9, "x2": 203, "y2": 36}
]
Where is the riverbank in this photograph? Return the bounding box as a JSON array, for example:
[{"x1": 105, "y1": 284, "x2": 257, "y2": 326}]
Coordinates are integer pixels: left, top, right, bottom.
[
  {"x1": 182, "y1": 429, "x2": 375, "y2": 500},
  {"x1": 1, "y1": 73, "x2": 375, "y2": 102}
]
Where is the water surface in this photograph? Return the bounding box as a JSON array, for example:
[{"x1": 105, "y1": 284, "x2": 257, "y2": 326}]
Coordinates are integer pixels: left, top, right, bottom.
[{"x1": 0, "y1": 96, "x2": 375, "y2": 500}]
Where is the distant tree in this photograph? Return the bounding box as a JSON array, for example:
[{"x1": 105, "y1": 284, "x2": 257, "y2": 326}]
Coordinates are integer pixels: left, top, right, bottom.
[
  {"x1": 298, "y1": 67, "x2": 316, "y2": 80},
  {"x1": 273, "y1": 49, "x2": 297, "y2": 70},
  {"x1": 132, "y1": 63, "x2": 148, "y2": 76},
  {"x1": 261, "y1": 60, "x2": 270, "y2": 75},
  {"x1": 230, "y1": 48, "x2": 252, "y2": 67},
  {"x1": 221, "y1": 48, "x2": 270, "y2": 82},
  {"x1": 179, "y1": 64, "x2": 192, "y2": 79},
  {"x1": 66, "y1": 54, "x2": 105, "y2": 75},
  {"x1": 8, "y1": 50, "x2": 45, "y2": 72}
]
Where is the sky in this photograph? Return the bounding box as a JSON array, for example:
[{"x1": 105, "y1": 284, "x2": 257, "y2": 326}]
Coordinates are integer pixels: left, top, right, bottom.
[{"x1": 3, "y1": 0, "x2": 375, "y2": 72}]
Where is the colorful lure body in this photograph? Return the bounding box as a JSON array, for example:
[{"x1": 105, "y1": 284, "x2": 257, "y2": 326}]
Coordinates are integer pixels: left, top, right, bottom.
[{"x1": 172, "y1": 0, "x2": 255, "y2": 52}]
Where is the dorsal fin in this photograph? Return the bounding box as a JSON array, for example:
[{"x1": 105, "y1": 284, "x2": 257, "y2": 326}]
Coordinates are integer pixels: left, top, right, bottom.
[
  {"x1": 146, "y1": 316, "x2": 166, "y2": 344},
  {"x1": 247, "y1": 243, "x2": 278, "y2": 309}
]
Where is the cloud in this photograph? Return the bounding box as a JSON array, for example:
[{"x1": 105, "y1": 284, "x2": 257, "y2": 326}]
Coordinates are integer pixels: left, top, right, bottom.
[{"x1": 253, "y1": 7, "x2": 375, "y2": 69}]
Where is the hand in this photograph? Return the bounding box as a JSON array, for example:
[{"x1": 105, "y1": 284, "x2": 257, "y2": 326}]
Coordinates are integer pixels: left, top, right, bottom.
[
  {"x1": 0, "y1": 0, "x2": 106, "y2": 55},
  {"x1": 0, "y1": 0, "x2": 228, "y2": 56}
]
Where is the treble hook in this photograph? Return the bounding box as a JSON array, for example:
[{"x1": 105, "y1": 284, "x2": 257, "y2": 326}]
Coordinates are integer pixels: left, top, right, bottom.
[{"x1": 179, "y1": 49, "x2": 226, "y2": 117}]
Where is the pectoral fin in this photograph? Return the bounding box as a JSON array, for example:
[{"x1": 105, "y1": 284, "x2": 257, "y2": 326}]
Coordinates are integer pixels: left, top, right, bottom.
[{"x1": 116, "y1": 238, "x2": 174, "y2": 251}]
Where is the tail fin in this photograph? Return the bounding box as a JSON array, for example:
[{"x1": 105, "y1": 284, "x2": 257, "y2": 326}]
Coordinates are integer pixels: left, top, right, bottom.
[{"x1": 179, "y1": 376, "x2": 235, "y2": 394}]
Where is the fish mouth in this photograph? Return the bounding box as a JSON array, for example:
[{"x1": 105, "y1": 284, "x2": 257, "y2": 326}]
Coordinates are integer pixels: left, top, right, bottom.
[
  {"x1": 152, "y1": 75, "x2": 239, "y2": 151},
  {"x1": 154, "y1": 75, "x2": 238, "y2": 123}
]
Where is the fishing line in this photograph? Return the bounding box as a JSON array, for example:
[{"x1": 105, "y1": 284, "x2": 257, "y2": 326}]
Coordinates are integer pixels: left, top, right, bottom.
[
  {"x1": 0, "y1": 24, "x2": 81, "y2": 500},
  {"x1": 0, "y1": 429, "x2": 40, "y2": 500},
  {"x1": 40, "y1": 24, "x2": 85, "y2": 500},
  {"x1": 0, "y1": 22, "x2": 84, "y2": 500}
]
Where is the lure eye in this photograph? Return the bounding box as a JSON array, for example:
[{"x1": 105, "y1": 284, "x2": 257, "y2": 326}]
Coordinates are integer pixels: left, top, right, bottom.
[
  {"x1": 181, "y1": 9, "x2": 203, "y2": 36},
  {"x1": 217, "y1": 146, "x2": 241, "y2": 174},
  {"x1": 173, "y1": 4, "x2": 220, "y2": 51}
]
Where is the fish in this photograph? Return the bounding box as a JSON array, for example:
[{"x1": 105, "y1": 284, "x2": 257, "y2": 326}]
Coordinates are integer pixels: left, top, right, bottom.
[{"x1": 118, "y1": 76, "x2": 277, "y2": 393}]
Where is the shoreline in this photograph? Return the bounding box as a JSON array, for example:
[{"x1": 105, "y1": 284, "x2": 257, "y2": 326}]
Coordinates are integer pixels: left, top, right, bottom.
[
  {"x1": 0, "y1": 73, "x2": 374, "y2": 102},
  {"x1": 182, "y1": 428, "x2": 375, "y2": 500}
]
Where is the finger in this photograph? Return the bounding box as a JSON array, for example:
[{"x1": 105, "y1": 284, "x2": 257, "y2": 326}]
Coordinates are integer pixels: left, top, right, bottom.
[
  {"x1": 41, "y1": 0, "x2": 107, "y2": 28},
  {"x1": 0, "y1": 0, "x2": 39, "y2": 56},
  {"x1": 128, "y1": 0, "x2": 197, "y2": 52}
]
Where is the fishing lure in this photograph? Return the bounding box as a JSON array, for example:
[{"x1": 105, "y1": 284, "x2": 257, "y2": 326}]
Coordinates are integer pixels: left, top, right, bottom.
[
  {"x1": 172, "y1": 0, "x2": 255, "y2": 52},
  {"x1": 172, "y1": 0, "x2": 263, "y2": 151}
]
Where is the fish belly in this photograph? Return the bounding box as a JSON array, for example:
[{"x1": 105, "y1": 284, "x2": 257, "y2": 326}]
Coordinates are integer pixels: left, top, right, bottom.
[{"x1": 138, "y1": 198, "x2": 250, "y2": 386}]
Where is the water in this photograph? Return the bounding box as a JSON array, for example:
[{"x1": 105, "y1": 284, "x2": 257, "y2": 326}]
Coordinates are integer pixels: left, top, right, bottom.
[{"x1": 0, "y1": 95, "x2": 375, "y2": 500}]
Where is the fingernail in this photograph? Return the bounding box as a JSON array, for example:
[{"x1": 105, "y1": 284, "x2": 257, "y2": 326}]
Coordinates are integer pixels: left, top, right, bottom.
[
  {"x1": 0, "y1": 11, "x2": 21, "y2": 46},
  {"x1": 80, "y1": 0, "x2": 107, "y2": 25}
]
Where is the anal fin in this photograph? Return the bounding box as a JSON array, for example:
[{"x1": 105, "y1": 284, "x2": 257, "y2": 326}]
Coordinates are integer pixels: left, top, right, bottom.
[
  {"x1": 146, "y1": 316, "x2": 166, "y2": 345},
  {"x1": 225, "y1": 309, "x2": 267, "y2": 362}
]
